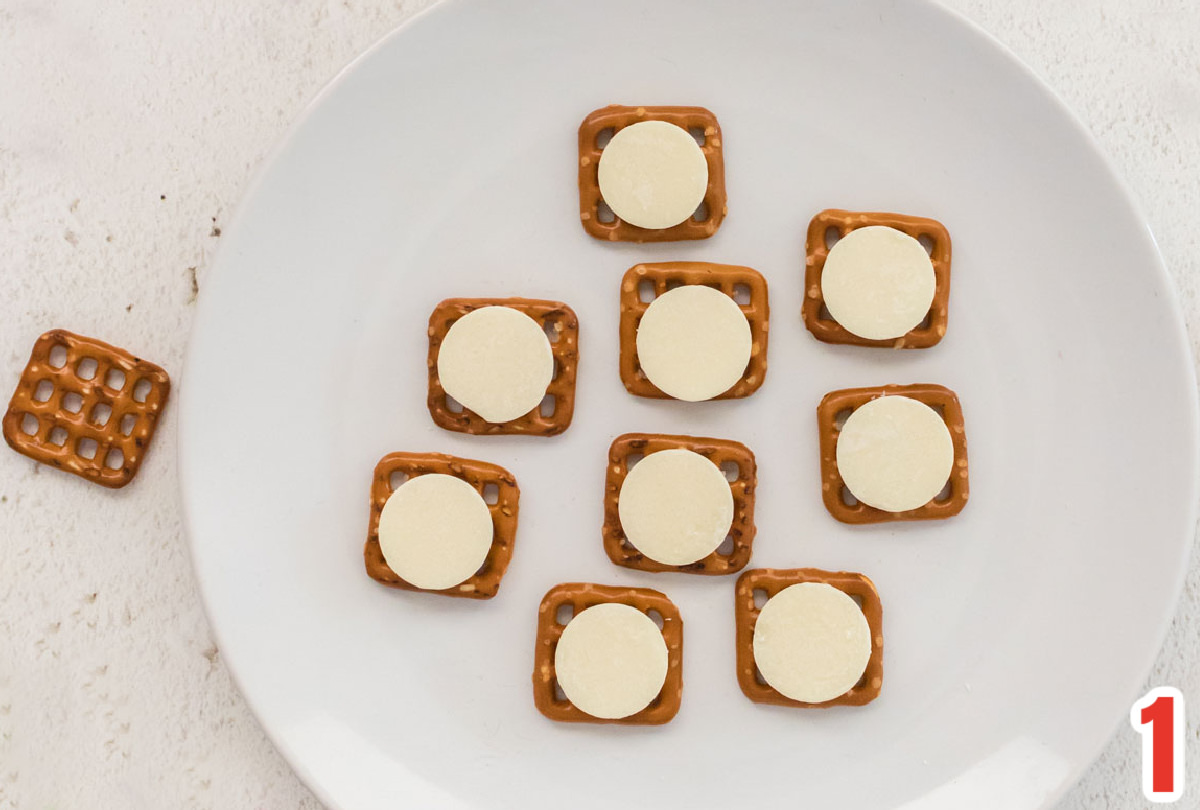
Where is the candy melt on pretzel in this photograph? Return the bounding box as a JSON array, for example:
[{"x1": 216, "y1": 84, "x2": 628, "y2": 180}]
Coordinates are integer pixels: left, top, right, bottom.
[
  {"x1": 597, "y1": 120, "x2": 709, "y2": 230},
  {"x1": 377, "y1": 473, "x2": 493, "y2": 590},
  {"x1": 822, "y1": 226, "x2": 937, "y2": 340},
  {"x1": 618, "y1": 448, "x2": 733, "y2": 565},
  {"x1": 554, "y1": 603, "x2": 669, "y2": 720},
  {"x1": 836, "y1": 395, "x2": 954, "y2": 512},
  {"x1": 753, "y1": 582, "x2": 872, "y2": 704},
  {"x1": 436, "y1": 306, "x2": 554, "y2": 423},
  {"x1": 635, "y1": 285, "x2": 752, "y2": 401}
]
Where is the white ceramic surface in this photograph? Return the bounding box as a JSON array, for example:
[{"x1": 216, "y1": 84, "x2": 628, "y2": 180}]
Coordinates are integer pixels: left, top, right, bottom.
[{"x1": 178, "y1": 1, "x2": 1199, "y2": 808}]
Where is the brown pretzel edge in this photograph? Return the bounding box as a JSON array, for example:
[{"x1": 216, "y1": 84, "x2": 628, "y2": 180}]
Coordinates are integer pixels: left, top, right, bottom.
[
  {"x1": 364, "y1": 452, "x2": 519, "y2": 599},
  {"x1": 803, "y1": 209, "x2": 952, "y2": 348},
  {"x1": 735, "y1": 568, "x2": 883, "y2": 708},
  {"x1": 533, "y1": 582, "x2": 683, "y2": 724},
  {"x1": 619, "y1": 262, "x2": 768, "y2": 400},
  {"x1": 578, "y1": 105, "x2": 726, "y2": 243},
  {"x1": 603, "y1": 433, "x2": 756, "y2": 575},
  {"x1": 817, "y1": 384, "x2": 969, "y2": 524},
  {"x1": 2, "y1": 330, "x2": 170, "y2": 488},
  {"x1": 427, "y1": 298, "x2": 579, "y2": 436}
]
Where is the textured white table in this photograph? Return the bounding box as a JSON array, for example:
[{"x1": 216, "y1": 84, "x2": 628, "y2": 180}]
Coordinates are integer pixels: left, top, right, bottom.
[{"x1": 1, "y1": 1, "x2": 1197, "y2": 807}]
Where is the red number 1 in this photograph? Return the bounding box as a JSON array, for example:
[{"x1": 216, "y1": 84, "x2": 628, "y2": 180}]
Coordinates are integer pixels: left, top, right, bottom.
[{"x1": 1131, "y1": 687, "x2": 1185, "y2": 803}]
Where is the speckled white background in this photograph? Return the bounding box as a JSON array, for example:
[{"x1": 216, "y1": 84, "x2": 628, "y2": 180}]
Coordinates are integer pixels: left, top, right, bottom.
[{"x1": 0, "y1": 1, "x2": 1197, "y2": 807}]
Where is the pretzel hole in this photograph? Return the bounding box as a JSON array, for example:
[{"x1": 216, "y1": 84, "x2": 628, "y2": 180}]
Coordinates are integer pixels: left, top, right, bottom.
[
  {"x1": 131, "y1": 379, "x2": 152, "y2": 403},
  {"x1": 733, "y1": 284, "x2": 752, "y2": 306},
  {"x1": 555, "y1": 603, "x2": 574, "y2": 625},
  {"x1": 688, "y1": 126, "x2": 706, "y2": 146},
  {"x1": 49, "y1": 427, "x2": 68, "y2": 446},
  {"x1": 848, "y1": 593, "x2": 865, "y2": 609},
  {"x1": 20, "y1": 413, "x2": 39, "y2": 436},
  {"x1": 119, "y1": 414, "x2": 136, "y2": 436},
  {"x1": 388, "y1": 470, "x2": 409, "y2": 491},
  {"x1": 90, "y1": 403, "x2": 112, "y2": 427},
  {"x1": 754, "y1": 666, "x2": 768, "y2": 686},
  {"x1": 445, "y1": 395, "x2": 464, "y2": 414},
  {"x1": 104, "y1": 448, "x2": 124, "y2": 470},
  {"x1": 818, "y1": 302, "x2": 834, "y2": 322},
  {"x1": 646, "y1": 609, "x2": 665, "y2": 630},
  {"x1": 77, "y1": 358, "x2": 98, "y2": 381},
  {"x1": 105, "y1": 368, "x2": 126, "y2": 391},
  {"x1": 752, "y1": 588, "x2": 769, "y2": 609},
  {"x1": 824, "y1": 226, "x2": 843, "y2": 250},
  {"x1": 933, "y1": 479, "x2": 953, "y2": 503},
  {"x1": 48, "y1": 344, "x2": 68, "y2": 368},
  {"x1": 76, "y1": 437, "x2": 98, "y2": 460},
  {"x1": 717, "y1": 535, "x2": 735, "y2": 556},
  {"x1": 553, "y1": 681, "x2": 568, "y2": 703},
  {"x1": 917, "y1": 311, "x2": 933, "y2": 331},
  {"x1": 625, "y1": 452, "x2": 644, "y2": 471},
  {"x1": 719, "y1": 460, "x2": 740, "y2": 482},
  {"x1": 638, "y1": 280, "x2": 657, "y2": 302},
  {"x1": 834, "y1": 408, "x2": 854, "y2": 430},
  {"x1": 482, "y1": 483, "x2": 499, "y2": 505},
  {"x1": 930, "y1": 403, "x2": 947, "y2": 418},
  {"x1": 918, "y1": 234, "x2": 936, "y2": 255},
  {"x1": 841, "y1": 486, "x2": 859, "y2": 507},
  {"x1": 542, "y1": 319, "x2": 562, "y2": 344},
  {"x1": 595, "y1": 127, "x2": 614, "y2": 149},
  {"x1": 33, "y1": 380, "x2": 54, "y2": 402},
  {"x1": 539, "y1": 394, "x2": 556, "y2": 418},
  {"x1": 692, "y1": 201, "x2": 709, "y2": 222},
  {"x1": 664, "y1": 279, "x2": 683, "y2": 292},
  {"x1": 62, "y1": 392, "x2": 83, "y2": 413},
  {"x1": 618, "y1": 535, "x2": 636, "y2": 551},
  {"x1": 596, "y1": 200, "x2": 616, "y2": 224}
]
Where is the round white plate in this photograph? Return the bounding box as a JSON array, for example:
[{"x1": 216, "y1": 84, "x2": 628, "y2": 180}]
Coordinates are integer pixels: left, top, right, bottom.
[{"x1": 179, "y1": 1, "x2": 1199, "y2": 808}]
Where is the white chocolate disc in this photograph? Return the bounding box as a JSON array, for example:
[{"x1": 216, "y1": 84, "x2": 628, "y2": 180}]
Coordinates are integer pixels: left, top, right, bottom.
[
  {"x1": 753, "y1": 582, "x2": 872, "y2": 703},
  {"x1": 617, "y1": 449, "x2": 734, "y2": 565},
  {"x1": 822, "y1": 226, "x2": 937, "y2": 340},
  {"x1": 635, "y1": 285, "x2": 752, "y2": 402},
  {"x1": 597, "y1": 120, "x2": 708, "y2": 230},
  {"x1": 436, "y1": 306, "x2": 554, "y2": 423},
  {"x1": 836, "y1": 395, "x2": 954, "y2": 512},
  {"x1": 554, "y1": 603, "x2": 668, "y2": 719},
  {"x1": 377, "y1": 474, "x2": 493, "y2": 590}
]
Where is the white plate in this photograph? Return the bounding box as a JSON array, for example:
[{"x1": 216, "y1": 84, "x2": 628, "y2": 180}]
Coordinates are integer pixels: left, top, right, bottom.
[{"x1": 178, "y1": 1, "x2": 1199, "y2": 808}]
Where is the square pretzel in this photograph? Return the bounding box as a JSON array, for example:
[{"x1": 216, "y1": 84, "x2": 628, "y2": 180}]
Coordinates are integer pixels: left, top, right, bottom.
[
  {"x1": 2, "y1": 330, "x2": 170, "y2": 488},
  {"x1": 619, "y1": 262, "x2": 769, "y2": 400},
  {"x1": 817, "y1": 384, "x2": 969, "y2": 524},
  {"x1": 603, "y1": 433, "x2": 756, "y2": 575},
  {"x1": 803, "y1": 209, "x2": 952, "y2": 348},
  {"x1": 578, "y1": 105, "x2": 726, "y2": 242},
  {"x1": 364, "y1": 452, "x2": 519, "y2": 599},
  {"x1": 735, "y1": 568, "x2": 884, "y2": 708},
  {"x1": 427, "y1": 298, "x2": 579, "y2": 436},
  {"x1": 533, "y1": 582, "x2": 683, "y2": 724}
]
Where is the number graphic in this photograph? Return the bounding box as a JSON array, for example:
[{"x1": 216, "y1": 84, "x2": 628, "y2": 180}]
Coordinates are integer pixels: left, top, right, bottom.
[{"x1": 1130, "y1": 687, "x2": 1185, "y2": 803}]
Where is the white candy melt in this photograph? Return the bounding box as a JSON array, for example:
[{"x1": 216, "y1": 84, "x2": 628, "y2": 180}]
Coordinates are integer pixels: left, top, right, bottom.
[
  {"x1": 753, "y1": 582, "x2": 872, "y2": 704},
  {"x1": 822, "y1": 226, "x2": 936, "y2": 340},
  {"x1": 597, "y1": 120, "x2": 708, "y2": 230},
  {"x1": 554, "y1": 603, "x2": 668, "y2": 719},
  {"x1": 618, "y1": 449, "x2": 734, "y2": 565},
  {"x1": 436, "y1": 306, "x2": 554, "y2": 423},
  {"x1": 836, "y1": 395, "x2": 954, "y2": 512},
  {"x1": 377, "y1": 474, "x2": 493, "y2": 590},
  {"x1": 635, "y1": 285, "x2": 752, "y2": 401}
]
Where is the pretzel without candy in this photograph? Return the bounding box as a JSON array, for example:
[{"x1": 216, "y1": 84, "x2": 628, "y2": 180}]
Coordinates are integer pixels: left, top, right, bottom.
[
  {"x1": 426, "y1": 298, "x2": 579, "y2": 436},
  {"x1": 803, "y1": 209, "x2": 952, "y2": 348},
  {"x1": 3, "y1": 330, "x2": 169, "y2": 488},
  {"x1": 578, "y1": 105, "x2": 726, "y2": 242},
  {"x1": 603, "y1": 433, "x2": 756, "y2": 575},
  {"x1": 735, "y1": 568, "x2": 884, "y2": 708},
  {"x1": 533, "y1": 582, "x2": 683, "y2": 725},
  {"x1": 817, "y1": 383, "x2": 969, "y2": 524},
  {"x1": 364, "y1": 452, "x2": 519, "y2": 599},
  {"x1": 619, "y1": 262, "x2": 769, "y2": 400}
]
